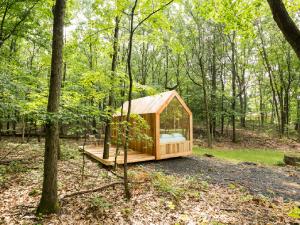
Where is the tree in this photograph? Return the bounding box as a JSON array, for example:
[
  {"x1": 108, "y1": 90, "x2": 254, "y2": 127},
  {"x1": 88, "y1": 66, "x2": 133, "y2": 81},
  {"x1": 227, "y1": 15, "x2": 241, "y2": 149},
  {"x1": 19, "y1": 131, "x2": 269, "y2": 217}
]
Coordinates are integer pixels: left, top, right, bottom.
[
  {"x1": 123, "y1": 0, "x2": 174, "y2": 199},
  {"x1": 228, "y1": 32, "x2": 238, "y2": 142},
  {"x1": 297, "y1": 86, "x2": 300, "y2": 141},
  {"x1": 103, "y1": 16, "x2": 120, "y2": 159},
  {"x1": 267, "y1": 0, "x2": 300, "y2": 59},
  {"x1": 37, "y1": 0, "x2": 66, "y2": 214}
]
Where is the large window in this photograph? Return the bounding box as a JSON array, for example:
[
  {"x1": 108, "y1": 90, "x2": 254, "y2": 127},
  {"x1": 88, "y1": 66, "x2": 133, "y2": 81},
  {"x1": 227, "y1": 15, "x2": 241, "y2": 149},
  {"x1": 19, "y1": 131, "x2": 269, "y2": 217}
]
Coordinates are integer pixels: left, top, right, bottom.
[{"x1": 160, "y1": 97, "x2": 190, "y2": 143}]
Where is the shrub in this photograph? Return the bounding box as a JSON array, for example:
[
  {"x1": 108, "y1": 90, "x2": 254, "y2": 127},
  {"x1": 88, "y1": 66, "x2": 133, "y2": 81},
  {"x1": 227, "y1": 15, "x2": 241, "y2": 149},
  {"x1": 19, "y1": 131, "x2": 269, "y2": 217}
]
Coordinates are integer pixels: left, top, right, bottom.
[
  {"x1": 151, "y1": 172, "x2": 184, "y2": 199},
  {"x1": 90, "y1": 196, "x2": 112, "y2": 212}
]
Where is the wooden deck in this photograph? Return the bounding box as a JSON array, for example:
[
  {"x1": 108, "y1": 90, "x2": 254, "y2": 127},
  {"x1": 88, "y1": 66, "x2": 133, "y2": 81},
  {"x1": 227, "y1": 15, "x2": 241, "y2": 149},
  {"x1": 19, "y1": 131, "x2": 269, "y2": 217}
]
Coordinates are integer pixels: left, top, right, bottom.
[{"x1": 83, "y1": 145, "x2": 155, "y2": 166}]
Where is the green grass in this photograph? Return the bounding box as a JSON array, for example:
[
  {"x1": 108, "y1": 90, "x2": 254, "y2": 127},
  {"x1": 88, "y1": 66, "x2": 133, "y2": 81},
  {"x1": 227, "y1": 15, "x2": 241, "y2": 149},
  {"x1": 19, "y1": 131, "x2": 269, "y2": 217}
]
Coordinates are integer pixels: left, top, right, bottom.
[{"x1": 193, "y1": 147, "x2": 285, "y2": 166}]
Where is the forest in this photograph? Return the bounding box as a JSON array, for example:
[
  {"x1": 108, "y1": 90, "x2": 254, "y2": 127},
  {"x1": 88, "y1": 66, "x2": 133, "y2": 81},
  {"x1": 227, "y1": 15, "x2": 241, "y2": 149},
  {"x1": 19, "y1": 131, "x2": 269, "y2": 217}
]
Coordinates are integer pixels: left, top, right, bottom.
[{"x1": 0, "y1": 0, "x2": 300, "y2": 224}]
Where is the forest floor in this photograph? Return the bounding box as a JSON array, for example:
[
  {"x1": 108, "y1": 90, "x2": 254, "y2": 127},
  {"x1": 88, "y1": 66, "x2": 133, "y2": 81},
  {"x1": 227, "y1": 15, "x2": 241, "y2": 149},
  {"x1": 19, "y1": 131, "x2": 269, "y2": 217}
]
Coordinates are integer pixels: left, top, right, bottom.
[
  {"x1": 148, "y1": 156, "x2": 300, "y2": 201},
  {"x1": 194, "y1": 129, "x2": 300, "y2": 152},
  {"x1": 0, "y1": 134, "x2": 300, "y2": 225}
]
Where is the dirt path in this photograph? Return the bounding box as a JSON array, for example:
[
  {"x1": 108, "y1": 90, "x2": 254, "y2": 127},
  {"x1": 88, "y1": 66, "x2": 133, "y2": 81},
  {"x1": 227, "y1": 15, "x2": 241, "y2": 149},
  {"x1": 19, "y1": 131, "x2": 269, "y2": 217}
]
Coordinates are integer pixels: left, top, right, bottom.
[{"x1": 145, "y1": 156, "x2": 300, "y2": 201}]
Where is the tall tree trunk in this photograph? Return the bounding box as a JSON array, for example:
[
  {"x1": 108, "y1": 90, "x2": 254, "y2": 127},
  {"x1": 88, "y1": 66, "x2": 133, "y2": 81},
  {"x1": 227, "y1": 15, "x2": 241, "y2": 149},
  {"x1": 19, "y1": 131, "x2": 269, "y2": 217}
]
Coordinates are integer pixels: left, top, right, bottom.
[
  {"x1": 258, "y1": 77, "x2": 264, "y2": 127},
  {"x1": 210, "y1": 34, "x2": 217, "y2": 138},
  {"x1": 123, "y1": 0, "x2": 173, "y2": 198},
  {"x1": 37, "y1": 0, "x2": 65, "y2": 215},
  {"x1": 220, "y1": 64, "x2": 225, "y2": 135},
  {"x1": 231, "y1": 32, "x2": 237, "y2": 143},
  {"x1": 238, "y1": 63, "x2": 246, "y2": 128},
  {"x1": 199, "y1": 57, "x2": 212, "y2": 148},
  {"x1": 267, "y1": 0, "x2": 300, "y2": 59},
  {"x1": 284, "y1": 50, "x2": 292, "y2": 135},
  {"x1": 258, "y1": 26, "x2": 281, "y2": 131},
  {"x1": 277, "y1": 63, "x2": 286, "y2": 135},
  {"x1": 103, "y1": 16, "x2": 120, "y2": 159},
  {"x1": 297, "y1": 94, "x2": 300, "y2": 141},
  {"x1": 124, "y1": 1, "x2": 138, "y2": 200}
]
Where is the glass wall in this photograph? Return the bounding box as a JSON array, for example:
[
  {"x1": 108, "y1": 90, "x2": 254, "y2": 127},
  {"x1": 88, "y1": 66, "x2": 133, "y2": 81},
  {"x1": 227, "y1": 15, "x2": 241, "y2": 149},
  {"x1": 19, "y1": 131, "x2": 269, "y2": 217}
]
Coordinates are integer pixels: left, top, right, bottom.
[{"x1": 160, "y1": 97, "x2": 190, "y2": 143}]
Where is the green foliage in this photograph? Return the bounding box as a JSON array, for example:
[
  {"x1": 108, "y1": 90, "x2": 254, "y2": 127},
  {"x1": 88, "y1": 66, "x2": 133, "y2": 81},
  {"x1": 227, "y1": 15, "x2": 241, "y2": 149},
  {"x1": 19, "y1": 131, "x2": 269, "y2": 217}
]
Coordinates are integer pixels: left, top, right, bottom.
[
  {"x1": 151, "y1": 172, "x2": 184, "y2": 199},
  {"x1": 288, "y1": 206, "x2": 300, "y2": 219},
  {"x1": 28, "y1": 189, "x2": 40, "y2": 197},
  {"x1": 112, "y1": 114, "x2": 153, "y2": 146},
  {"x1": 90, "y1": 196, "x2": 112, "y2": 211},
  {"x1": 0, "y1": 161, "x2": 28, "y2": 185},
  {"x1": 6, "y1": 161, "x2": 28, "y2": 173},
  {"x1": 1, "y1": 0, "x2": 299, "y2": 145},
  {"x1": 239, "y1": 194, "x2": 253, "y2": 202},
  {"x1": 60, "y1": 145, "x2": 80, "y2": 161},
  {"x1": 121, "y1": 207, "x2": 132, "y2": 217},
  {"x1": 228, "y1": 183, "x2": 236, "y2": 189}
]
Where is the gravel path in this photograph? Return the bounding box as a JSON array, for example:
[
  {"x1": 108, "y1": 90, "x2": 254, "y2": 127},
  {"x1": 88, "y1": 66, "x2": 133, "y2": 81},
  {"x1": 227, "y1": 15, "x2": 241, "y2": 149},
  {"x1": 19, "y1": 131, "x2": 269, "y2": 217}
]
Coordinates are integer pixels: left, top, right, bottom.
[{"x1": 145, "y1": 156, "x2": 300, "y2": 201}]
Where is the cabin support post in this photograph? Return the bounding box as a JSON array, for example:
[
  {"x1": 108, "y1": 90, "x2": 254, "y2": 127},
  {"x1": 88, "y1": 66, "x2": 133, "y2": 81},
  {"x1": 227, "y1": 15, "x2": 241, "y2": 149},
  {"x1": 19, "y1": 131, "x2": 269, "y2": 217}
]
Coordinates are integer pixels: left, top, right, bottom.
[
  {"x1": 189, "y1": 114, "x2": 193, "y2": 152},
  {"x1": 155, "y1": 113, "x2": 161, "y2": 160}
]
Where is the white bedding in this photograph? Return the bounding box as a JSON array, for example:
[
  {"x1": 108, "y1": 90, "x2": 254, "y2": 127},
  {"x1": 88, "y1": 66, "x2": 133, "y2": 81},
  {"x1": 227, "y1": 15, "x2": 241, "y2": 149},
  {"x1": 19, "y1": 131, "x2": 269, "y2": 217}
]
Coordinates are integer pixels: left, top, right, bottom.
[{"x1": 160, "y1": 133, "x2": 186, "y2": 144}]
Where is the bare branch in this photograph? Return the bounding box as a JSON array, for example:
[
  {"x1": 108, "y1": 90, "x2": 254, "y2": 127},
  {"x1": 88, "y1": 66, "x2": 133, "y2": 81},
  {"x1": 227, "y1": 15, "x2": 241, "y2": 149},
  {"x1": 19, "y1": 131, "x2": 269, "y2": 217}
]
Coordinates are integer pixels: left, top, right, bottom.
[
  {"x1": 132, "y1": 0, "x2": 174, "y2": 33},
  {"x1": 61, "y1": 182, "x2": 124, "y2": 199},
  {"x1": 184, "y1": 53, "x2": 202, "y2": 87}
]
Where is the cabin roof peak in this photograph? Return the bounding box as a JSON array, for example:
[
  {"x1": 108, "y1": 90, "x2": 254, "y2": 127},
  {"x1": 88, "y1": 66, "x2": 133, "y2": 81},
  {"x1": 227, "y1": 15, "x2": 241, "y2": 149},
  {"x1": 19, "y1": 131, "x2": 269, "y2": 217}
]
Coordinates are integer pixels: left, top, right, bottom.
[{"x1": 114, "y1": 90, "x2": 191, "y2": 116}]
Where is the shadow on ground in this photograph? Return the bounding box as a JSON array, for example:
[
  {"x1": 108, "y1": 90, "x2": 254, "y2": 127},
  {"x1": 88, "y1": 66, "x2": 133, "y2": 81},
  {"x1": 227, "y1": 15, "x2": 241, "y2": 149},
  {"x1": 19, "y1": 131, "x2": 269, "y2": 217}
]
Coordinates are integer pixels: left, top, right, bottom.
[{"x1": 143, "y1": 156, "x2": 300, "y2": 201}]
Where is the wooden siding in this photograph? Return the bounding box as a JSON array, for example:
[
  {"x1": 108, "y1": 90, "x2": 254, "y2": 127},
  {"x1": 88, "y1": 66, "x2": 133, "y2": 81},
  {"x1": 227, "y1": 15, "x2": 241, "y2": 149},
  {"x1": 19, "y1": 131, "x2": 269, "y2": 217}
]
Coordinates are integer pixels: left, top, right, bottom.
[
  {"x1": 111, "y1": 114, "x2": 155, "y2": 155},
  {"x1": 159, "y1": 140, "x2": 191, "y2": 156}
]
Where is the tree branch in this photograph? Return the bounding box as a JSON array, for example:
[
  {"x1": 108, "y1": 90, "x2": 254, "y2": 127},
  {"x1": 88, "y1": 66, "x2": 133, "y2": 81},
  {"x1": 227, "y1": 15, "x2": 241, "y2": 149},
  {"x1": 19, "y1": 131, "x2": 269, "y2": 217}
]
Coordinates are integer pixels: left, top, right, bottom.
[
  {"x1": 61, "y1": 182, "x2": 124, "y2": 199},
  {"x1": 3, "y1": 0, "x2": 39, "y2": 42},
  {"x1": 267, "y1": 0, "x2": 300, "y2": 59},
  {"x1": 132, "y1": 0, "x2": 174, "y2": 33},
  {"x1": 184, "y1": 53, "x2": 202, "y2": 87}
]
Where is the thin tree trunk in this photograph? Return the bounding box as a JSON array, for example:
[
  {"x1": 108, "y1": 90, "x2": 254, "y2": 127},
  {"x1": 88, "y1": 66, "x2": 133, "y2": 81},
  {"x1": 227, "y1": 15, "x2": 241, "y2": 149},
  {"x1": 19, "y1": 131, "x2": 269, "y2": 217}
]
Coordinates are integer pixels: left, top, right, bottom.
[
  {"x1": 258, "y1": 26, "x2": 281, "y2": 131},
  {"x1": 22, "y1": 117, "x2": 25, "y2": 143},
  {"x1": 124, "y1": 1, "x2": 138, "y2": 200},
  {"x1": 296, "y1": 71, "x2": 300, "y2": 141},
  {"x1": 37, "y1": 0, "x2": 65, "y2": 215},
  {"x1": 231, "y1": 32, "x2": 237, "y2": 143},
  {"x1": 258, "y1": 77, "x2": 264, "y2": 127},
  {"x1": 297, "y1": 94, "x2": 300, "y2": 141},
  {"x1": 6, "y1": 115, "x2": 9, "y2": 134},
  {"x1": 103, "y1": 16, "x2": 120, "y2": 159},
  {"x1": 220, "y1": 64, "x2": 225, "y2": 135},
  {"x1": 114, "y1": 82, "x2": 125, "y2": 171},
  {"x1": 211, "y1": 33, "x2": 217, "y2": 138},
  {"x1": 238, "y1": 61, "x2": 246, "y2": 128},
  {"x1": 122, "y1": 0, "x2": 173, "y2": 199},
  {"x1": 199, "y1": 57, "x2": 212, "y2": 148}
]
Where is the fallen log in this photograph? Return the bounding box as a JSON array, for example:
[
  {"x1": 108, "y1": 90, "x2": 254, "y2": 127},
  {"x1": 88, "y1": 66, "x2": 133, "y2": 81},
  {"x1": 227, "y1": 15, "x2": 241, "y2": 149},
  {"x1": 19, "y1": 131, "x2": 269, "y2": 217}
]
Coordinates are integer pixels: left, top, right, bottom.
[
  {"x1": 0, "y1": 155, "x2": 40, "y2": 165},
  {"x1": 61, "y1": 181, "x2": 124, "y2": 199},
  {"x1": 61, "y1": 180, "x2": 146, "y2": 200}
]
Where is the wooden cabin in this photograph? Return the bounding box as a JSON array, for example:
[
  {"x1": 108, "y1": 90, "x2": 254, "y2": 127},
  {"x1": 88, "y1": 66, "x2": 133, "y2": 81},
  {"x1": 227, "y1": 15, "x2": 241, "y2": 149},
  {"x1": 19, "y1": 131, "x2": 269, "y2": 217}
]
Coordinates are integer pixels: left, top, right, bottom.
[
  {"x1": 83, "y1": 90, "x2": 193, "y2": 166},
  {"x1": 112, "y1": 90, "x2": 193, "y2": 160}
]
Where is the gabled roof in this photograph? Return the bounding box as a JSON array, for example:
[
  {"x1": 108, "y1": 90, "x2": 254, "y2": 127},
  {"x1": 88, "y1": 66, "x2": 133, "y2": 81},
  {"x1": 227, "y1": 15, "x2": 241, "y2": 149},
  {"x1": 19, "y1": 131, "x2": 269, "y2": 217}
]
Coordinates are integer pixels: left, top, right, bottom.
[{"x1": 114, "y1": 90, "x2": 192, "y2": 116}]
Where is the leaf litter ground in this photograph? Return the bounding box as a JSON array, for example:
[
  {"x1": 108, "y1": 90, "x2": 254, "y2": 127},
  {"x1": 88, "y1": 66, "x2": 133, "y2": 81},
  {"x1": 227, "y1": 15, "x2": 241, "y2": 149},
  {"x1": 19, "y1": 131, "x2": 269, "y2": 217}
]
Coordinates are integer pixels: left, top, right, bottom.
[{"x1": 0, "y1": 138, "x2": 299, "y2": 224}]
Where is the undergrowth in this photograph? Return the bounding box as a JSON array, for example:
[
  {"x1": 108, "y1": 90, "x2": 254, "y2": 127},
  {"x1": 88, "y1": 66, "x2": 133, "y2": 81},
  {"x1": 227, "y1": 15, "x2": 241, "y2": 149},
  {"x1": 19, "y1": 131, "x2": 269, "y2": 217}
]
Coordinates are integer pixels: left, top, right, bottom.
[{"x1": 151, "y1": 172, "x2": 184, "y2": 199}]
